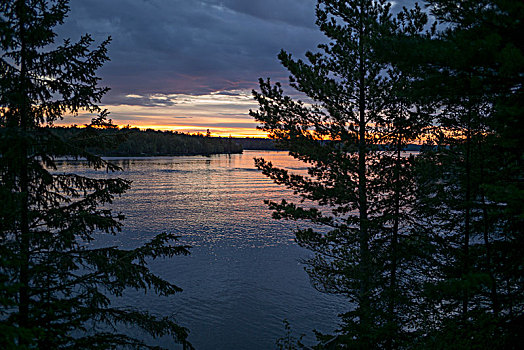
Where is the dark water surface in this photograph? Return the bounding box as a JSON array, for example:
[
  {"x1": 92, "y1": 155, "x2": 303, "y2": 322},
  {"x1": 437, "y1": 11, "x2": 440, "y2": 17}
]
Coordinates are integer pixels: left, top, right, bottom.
[{"x1": 57, "y1": 151, "x2": 344, "y2": 349}]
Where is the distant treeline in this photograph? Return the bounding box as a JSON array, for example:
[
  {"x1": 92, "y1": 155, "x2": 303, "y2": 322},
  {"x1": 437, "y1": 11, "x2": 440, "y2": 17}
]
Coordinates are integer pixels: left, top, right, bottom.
[
  {"x1": 232, "y1": 137, "x2": 423, "y2": 151},
  {"x1": 50, "y1": 126, "x2": 243, "y2": 156},
  {"x1": 49, "y1": 127, "x2": 424, "y2": 156},
  {"x1": 231, "y1": 137, "x2": 280, "y2": 150}
]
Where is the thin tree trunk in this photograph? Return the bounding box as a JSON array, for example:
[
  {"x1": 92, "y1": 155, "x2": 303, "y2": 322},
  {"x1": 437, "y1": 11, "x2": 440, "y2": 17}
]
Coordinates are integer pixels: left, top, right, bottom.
[
  {"x1": 479, "y1": 141, "x2": 499, "y2": 317},
  {"x1": 16, "y1": 0, "x2": 31, "y2": 341},
  {"x1": 481, "y1": 197, "x2": 499, "y2": 316},
  {"x1": 462, "y1": 123, "x2": 471, "y2": 318},
  {"x1": 387, "y1": 135, "x2": 402, "y2": 349},
  {"x1": 358, "y1": 1, "x2": 371, "y2": 344}
]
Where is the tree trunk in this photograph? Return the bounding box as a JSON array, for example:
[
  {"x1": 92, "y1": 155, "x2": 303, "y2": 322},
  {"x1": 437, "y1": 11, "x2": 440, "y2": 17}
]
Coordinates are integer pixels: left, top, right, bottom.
[
  {"x1": 357, "y1": 1, "x2": 371, "y2": 344},
  {"x1": 462, "y1": 121, "x2": 471, "y2": 318},
  {"x1": 387, "y1": 134, "x2": 402, "y2": 349},
  {"x1": 16, "y1": 0, "x2": 31, "y2": 341},
  {"x1": 479, "y1": 141, "x2": 499, "y2": 317}
]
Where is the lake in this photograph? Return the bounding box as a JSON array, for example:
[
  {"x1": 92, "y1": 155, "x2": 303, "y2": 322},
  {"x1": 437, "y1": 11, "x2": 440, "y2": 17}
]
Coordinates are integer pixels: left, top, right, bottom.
[{"x1": 56, "y1": 150, "x2": 345, "y2": 349}]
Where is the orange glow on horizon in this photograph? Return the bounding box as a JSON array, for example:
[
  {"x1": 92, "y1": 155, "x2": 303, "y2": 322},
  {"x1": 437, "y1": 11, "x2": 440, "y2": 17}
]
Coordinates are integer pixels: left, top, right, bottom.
[
  {"x1": 54, "y1": 121, "x2": 269, "y2": 138},
  {"x1": 129, "y1": 124, "x2": 270, "y2": 138}
]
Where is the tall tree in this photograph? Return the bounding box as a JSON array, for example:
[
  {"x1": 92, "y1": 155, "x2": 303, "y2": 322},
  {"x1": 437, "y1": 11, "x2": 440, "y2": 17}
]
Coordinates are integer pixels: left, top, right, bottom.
[
  {"x1": 411, "y1": 0, "x2": 524, "y2": 347},
  {"x1": 250, "y1": 1, "x2": 429, "y2": 347},
  {"x1": 0, "y1": 1, "x2": 191, "y2": 348}
]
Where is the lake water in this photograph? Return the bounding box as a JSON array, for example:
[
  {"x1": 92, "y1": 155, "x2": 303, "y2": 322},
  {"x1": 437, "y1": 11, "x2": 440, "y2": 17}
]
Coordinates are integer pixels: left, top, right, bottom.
[{"x1": 56, "y1": 150, "x2": 345, "y2": 349}]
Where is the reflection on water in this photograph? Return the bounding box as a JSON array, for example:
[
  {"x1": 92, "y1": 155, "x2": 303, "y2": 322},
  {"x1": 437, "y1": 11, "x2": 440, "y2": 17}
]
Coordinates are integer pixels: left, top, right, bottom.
[{"x1": 56, "y1": 151, "x2": 345, "y2": 349}]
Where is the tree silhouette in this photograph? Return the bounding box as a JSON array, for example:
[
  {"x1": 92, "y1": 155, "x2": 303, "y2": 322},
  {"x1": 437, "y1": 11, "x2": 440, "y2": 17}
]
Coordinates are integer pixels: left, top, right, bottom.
[
  {"x1": 410, "y1": 1, "x2": 524, "y2": 347},
  {"x1": 251, "y1": 0, "x2": 430, "y2": 347},
  {"x1": 0, "y1": 1, "x2": 191, "y2": 348}
]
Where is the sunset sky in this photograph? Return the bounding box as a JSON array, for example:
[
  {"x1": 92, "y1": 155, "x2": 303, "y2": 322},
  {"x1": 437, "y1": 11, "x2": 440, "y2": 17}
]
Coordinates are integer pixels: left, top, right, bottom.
[{"x1": 57, "y1": 0, "x2": 412, "y2": 137}]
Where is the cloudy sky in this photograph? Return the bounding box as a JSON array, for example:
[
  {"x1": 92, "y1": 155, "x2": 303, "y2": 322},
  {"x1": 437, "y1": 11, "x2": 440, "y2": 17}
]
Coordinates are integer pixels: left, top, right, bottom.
[{"x1": 57, "y1": 0, "x2": 413, "y2": 136}]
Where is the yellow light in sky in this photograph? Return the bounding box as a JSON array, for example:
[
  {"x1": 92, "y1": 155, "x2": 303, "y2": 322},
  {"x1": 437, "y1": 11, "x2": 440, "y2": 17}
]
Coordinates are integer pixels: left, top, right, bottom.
[
  {"x1": 54, "y1": 89, "x2": 269, "y2": 138},
  {"x1": 121, "y1": 124, "x2": 268, "y2": 138}
]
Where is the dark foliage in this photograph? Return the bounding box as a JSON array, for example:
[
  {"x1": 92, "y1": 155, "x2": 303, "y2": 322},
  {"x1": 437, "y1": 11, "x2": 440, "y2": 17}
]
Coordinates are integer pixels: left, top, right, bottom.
[
  {"x1": 251, "y1": 0, "x2": 431, "y2": 348},
  {"x1": 49, "y1": 126, "x2": 243, "y2": 156},
  {"x1": 0, "y1": 1, "x2": 192, "y2": 348},
  {"x1": 251, "y1": 0, "x2": 523, "y2": 349},
  {"x1": 410, "y1": 0, "x2": 524, "y2": 348}
]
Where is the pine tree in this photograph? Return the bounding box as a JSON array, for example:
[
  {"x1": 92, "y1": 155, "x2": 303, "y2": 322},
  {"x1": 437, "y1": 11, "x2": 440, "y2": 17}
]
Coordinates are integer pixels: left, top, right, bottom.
[
  {"x1": 0, "y1": 1, "x2": 191, "y2": 348},
  {"x1": 411, "y1": 0, "x2": 524, "y2": 347},
  {"x1": 250, "y1": 1, "x2": 429, "y2": 347}
]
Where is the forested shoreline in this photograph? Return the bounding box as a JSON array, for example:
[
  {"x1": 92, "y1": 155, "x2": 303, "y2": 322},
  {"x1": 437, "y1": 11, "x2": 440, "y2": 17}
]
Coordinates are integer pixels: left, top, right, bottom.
[
  {"x1": 49, "y1": 126, "x2": 243, "y2": 156},
  {"x1": 50, "y1": 127, "x2": 426, "y2": 156}
]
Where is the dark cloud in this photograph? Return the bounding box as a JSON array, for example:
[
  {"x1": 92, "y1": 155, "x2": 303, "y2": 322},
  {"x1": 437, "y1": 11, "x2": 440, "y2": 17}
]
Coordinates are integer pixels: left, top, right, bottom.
[
  {"x1": 57, "y1": 0, "x2": 417, "y2": 107},
  {"x1": 204, "y1": 0, "x2": 318, "y2": 29},
  {"x1": 57, "y1": 0, "x2": 323, "y2": 103}
]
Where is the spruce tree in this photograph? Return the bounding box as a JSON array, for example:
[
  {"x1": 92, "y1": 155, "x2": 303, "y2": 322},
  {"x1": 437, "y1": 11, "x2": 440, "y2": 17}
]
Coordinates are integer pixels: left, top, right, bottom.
[
  {"x1": 0, "y1": 1, "x2": 191, "y2": 348},
  {"x1": 411, "y1": 0, "x2": 524, "y2": 347},
  {"x1": 250, "y1": 1, "x2": 429, "y2": 347}
]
